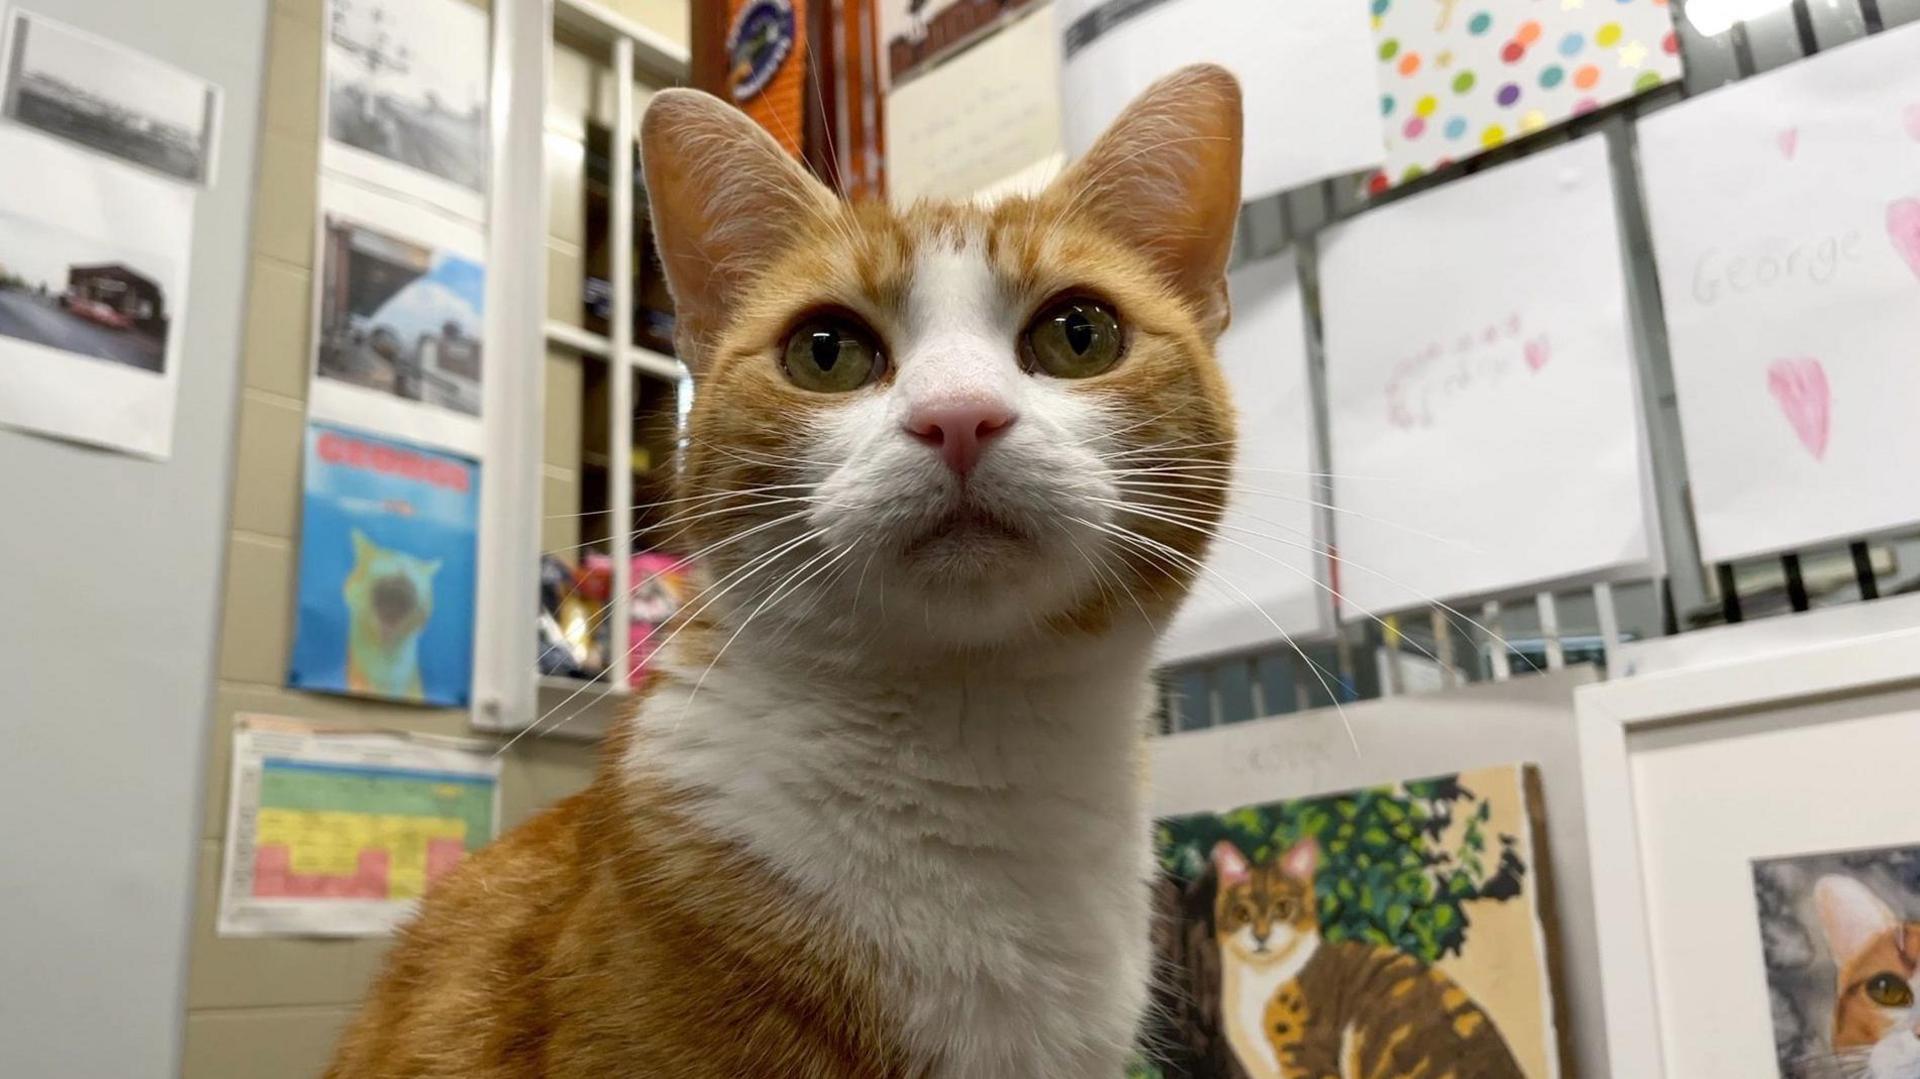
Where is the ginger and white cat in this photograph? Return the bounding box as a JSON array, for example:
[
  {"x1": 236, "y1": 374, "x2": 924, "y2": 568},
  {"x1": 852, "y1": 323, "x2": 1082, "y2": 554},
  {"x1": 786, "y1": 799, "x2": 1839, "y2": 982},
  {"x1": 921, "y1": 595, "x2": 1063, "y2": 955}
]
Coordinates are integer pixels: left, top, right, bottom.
[
  {"x1": 326, "y1": 66, "x2": 1243, "y2": 1078},
  {"x1": 1211, "y1": 839, "x2": 1526, "y2": 1079},
  {"x1": 1816, "y1": 874, "x2": 1920, "y2": 1078}
]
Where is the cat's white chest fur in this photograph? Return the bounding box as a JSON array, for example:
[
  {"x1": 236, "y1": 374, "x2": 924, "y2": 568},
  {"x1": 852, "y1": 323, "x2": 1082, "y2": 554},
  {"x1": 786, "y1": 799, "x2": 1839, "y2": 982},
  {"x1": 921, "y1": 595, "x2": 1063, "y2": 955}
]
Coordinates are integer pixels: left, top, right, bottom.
[
  {"x1": 1221, "y1": 933, "x2": 1320, "y2": 1079},
  {"x1": 631, "y1": 636, "x2": 1159, "y2": 1079}
]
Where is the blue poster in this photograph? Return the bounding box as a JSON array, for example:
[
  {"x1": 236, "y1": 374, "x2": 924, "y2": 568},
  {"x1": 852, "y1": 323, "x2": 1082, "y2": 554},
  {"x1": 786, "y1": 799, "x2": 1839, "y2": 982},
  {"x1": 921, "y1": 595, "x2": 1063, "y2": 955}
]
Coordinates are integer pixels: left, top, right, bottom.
[{"x1": 289, "y1": 422, "x2": 478, "y2": 707}]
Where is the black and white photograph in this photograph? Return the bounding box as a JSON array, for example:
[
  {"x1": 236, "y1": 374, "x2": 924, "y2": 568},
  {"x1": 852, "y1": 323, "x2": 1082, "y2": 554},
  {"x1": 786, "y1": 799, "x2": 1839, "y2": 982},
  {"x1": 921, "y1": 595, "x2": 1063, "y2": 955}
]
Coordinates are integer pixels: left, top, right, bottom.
[
  {"x1": 317, "y1": 213, "x2": 484, "y2": 419},
  {"x1": 326, "y1": 0, "x2": 489, "y2": 203},
  {"x1": 1752, "y1": 842, "x2": 1920, "y2": 1079},
  {"x1": 0, "y1": 11, "x2": 219, "y2": 185},
  {"x1": 0, "y1": 126, "x2": 192, "y2": 457}
]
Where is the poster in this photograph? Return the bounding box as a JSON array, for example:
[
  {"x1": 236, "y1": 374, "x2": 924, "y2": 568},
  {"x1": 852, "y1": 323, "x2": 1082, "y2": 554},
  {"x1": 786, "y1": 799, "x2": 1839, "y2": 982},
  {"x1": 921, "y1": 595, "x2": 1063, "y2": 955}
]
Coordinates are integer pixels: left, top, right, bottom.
[
  {"x1": 1138, "y1": 763, "x2": 1560, "y2": 1078},
  {"x1": 1160, "y1": 253, "x2": 1324, "y2": 665},
  {"x1": 886, "y1": 4, "x2": 1062, "y2": 204},
  {"x1": 217, "y1": 717, "x2": 501, "y2": 937},
  {"x1": 1058, "y1": 0, "x2": 1384, "y2": 200},
  {"x1": 289, "y1": 422, "x2": 478, "y2": 708},
  {"x1": 1, "y1": 10, "x2": 220, "y2": 185},
  {"x1": 323, "y1": 0, "x2": 490, "y2": 222},
  {"x1": 1320, "y1": 135, "x2": 1653, "y2": 614},
  {"x1": 0, "y1": 125, "x2": 193, "y2": 458},
  {"x1": 1367, "y1": 0, "x2": 1681, "y2": 188},
  {"x1": 883, "y1": 0, "x2": 1043, "y2": 85},
  {"x1": 309, "y1": 177, "x2": 486, "y2": 457},
  {"x1": 1639, "y1": 24, "x2": 1920, "y2": 563}
]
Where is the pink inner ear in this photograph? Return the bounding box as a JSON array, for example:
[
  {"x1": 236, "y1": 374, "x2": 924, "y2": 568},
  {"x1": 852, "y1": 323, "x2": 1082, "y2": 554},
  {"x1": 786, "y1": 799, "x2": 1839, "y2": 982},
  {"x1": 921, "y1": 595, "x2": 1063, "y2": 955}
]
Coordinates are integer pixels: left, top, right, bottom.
[
  {"x1": 1280, "y1": 837, "x2": 1320, "y2": 882},
  {"x1": 1211, "y1": 841, "x2": 1251, "y2": 886}
]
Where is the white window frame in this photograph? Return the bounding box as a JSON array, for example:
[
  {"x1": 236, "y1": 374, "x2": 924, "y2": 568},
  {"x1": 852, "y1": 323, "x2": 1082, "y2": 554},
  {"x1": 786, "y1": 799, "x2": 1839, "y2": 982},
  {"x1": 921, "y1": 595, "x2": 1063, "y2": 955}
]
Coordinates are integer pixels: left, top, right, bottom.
[{"x1": 472, "y1": 0, "x2": 690, "y2": 737}]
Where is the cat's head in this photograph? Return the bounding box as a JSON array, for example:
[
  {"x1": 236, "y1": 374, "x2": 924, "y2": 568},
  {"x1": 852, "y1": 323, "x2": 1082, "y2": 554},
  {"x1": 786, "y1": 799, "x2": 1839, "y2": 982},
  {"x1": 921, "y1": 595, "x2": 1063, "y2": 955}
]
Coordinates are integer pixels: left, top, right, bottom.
[
  {"x1": 1211, "y1": 838, "x2": 1320, "y2": 966},
  {"x1": 639, "y1": 66, "x2": 1242, "y2": 663},
  {"x1": 1817, "y1": 874, "x2": 1920, "y2": 1077},
  {"x1": 345, "y1": 528, "x2": 438, "y2": 640}
]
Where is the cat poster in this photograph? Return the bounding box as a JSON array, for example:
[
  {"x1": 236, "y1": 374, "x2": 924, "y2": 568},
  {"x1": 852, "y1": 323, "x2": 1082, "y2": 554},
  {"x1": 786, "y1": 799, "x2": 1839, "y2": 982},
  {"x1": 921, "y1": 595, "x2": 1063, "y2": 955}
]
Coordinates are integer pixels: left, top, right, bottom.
[
  {"x1": 288, "y1": 422, "x2": 478, "y2": 708},
  {"x1": 1752, "y1": 842, "x2": 1920, "y2": 1079},
  {"x1": 1638, "y1": 23, "x2": 1920, "y2": 563},
  {"x1": 1136, "y1": 763, "x2": 1562, "y2": 1079}
]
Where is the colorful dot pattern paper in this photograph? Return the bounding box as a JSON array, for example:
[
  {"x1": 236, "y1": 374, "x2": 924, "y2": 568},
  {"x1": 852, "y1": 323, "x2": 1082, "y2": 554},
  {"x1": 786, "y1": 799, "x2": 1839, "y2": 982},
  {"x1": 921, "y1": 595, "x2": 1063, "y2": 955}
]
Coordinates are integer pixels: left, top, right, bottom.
[{"x1": 1368, "y1": 0, "x2": 1683, "y2": 189}]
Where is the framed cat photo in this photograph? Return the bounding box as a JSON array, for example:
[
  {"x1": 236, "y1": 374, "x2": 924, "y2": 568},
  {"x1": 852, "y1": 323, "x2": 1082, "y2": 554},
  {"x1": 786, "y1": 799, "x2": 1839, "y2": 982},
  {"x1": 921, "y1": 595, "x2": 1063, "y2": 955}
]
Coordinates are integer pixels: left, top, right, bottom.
[
  {"x1": 1138, "y1": 763, "x2": 1564, "y2": 1079},
  {"x1": 1578, "y1": 611, "x2": 1920, "y2": 1079}
]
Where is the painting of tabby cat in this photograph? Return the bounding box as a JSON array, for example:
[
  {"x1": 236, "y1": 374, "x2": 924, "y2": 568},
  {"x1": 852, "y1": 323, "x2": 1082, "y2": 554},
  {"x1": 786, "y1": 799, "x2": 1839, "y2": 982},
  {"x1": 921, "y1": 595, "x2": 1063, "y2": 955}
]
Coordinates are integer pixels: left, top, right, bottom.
[
  {"x1": 1754, "y1": 842, "x2": 1920, "y2": 1079},
  {"x1": 325, "y1": 65, "x2": 1243, "y2": 1078},
  {"x1": 1136, "y1": 764, "x2": 1565, "y2": 1079}
]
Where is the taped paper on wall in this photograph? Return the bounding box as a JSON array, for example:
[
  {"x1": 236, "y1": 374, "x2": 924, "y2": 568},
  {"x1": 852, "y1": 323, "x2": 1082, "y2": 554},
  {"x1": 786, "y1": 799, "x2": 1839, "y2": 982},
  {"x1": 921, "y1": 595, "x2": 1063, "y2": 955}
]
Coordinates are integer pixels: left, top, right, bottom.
[{"x1": 217, "y1": 717, "x2": 501, "y2": 937}]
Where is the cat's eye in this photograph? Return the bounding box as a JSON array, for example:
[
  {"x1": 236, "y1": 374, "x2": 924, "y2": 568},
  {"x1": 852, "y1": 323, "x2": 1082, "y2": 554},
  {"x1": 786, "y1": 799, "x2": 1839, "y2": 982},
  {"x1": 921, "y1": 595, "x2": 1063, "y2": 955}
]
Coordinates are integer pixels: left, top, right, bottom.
[
  {"x1": 782, "y1": 315, "x2": 885, "y2": 393},
  {"x1": 1023, "y1": 298, "x2": 1124, "y2": 379},
  {"x1": 1272, "y1": 901, "x2": 1295, "y2": 919},
  {"x1": 1866, "y1": 973, "x2": 1914, "y2": 1007}
]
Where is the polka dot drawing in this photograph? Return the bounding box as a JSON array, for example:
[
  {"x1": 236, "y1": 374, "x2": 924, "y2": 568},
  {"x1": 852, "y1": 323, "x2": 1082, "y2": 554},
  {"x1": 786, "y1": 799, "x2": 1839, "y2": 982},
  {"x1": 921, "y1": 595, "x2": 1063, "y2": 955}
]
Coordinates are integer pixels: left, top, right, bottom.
[{"x1": 1367, "y1": 0, "x2": 1683, "y2": 189}]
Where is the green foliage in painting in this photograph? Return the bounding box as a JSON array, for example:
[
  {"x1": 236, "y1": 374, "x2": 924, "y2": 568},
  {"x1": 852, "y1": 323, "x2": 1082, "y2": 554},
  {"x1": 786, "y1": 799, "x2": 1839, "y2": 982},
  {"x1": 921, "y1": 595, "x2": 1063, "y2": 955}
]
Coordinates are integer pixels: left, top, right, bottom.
[{"x1": 1157, "y1": 772, "x2": 1526, "y2": 963}]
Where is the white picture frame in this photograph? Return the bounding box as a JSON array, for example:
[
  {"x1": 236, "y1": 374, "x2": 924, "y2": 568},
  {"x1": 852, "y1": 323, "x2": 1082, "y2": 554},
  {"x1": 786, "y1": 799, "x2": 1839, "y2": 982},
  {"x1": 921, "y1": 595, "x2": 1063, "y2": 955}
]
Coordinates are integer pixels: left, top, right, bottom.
[{"x1": 1578, "y1": 605, "x2": 1920, "y2": 1078}]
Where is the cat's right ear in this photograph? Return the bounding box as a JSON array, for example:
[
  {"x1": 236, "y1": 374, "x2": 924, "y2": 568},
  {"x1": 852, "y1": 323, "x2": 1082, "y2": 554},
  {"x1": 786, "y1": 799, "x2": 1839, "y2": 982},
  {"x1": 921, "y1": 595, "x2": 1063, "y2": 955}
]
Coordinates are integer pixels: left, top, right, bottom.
[
  {"x1": 351, "y1": 529, "x2": 373, "y2": 559},
  {"x1": 1816, "y1": 875, "x2": 1898, "y2": 965},
  {"x1": 1211, "y1": 841, "x2": 1251, "y2": 886},
  {"x1": 1280, "y1": 837, "x2": 1320, "y2": 882},
  {"x1": 641, "y1": 89, "x2": 838, "y2": 368}
]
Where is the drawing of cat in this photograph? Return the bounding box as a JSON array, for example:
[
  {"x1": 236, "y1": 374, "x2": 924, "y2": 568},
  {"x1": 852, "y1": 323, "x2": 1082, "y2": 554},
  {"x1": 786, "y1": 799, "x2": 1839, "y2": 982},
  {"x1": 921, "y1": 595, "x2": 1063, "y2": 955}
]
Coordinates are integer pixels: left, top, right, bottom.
[
  {"x1": 1815, "y1": 874, "x2": 1920, "y2": 1078},
  {"x1": 342, "y1": 528, "x2": 439, "y2": 702},
  {"x1": 1210, "y1": 838, "x2": 1528, "y2": 1079}
]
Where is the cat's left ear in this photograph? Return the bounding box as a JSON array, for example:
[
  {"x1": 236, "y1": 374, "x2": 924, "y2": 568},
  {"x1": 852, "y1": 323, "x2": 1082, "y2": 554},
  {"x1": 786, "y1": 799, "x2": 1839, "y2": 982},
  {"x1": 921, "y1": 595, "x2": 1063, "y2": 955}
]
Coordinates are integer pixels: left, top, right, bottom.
[
  {"x1": 423, "y1": 560, "x2": 442, "y2": 577},
  {"x1": 642, "y1": 89, "x2": 838, "y2": 368},
  {"x1": 1817, "y1": 875, "x2": 1898, "y2": 965},
  {"x1": 1049, "y1": 64, "x2": 1243, "y2": 339},
  {"x1": 1280, "y1": 837, "x2": 1320, "y2": 882}
]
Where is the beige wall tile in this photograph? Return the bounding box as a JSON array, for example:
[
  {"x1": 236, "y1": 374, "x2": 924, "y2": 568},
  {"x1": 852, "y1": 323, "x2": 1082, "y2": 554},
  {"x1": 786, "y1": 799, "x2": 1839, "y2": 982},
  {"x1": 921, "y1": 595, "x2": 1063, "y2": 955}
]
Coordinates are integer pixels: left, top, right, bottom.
[
  {"x1": 182, "y1": 1005, "x2": 355, "y2": 1079},
  {"x1": 604, "y1": 0, "x2": 690, "y2": 49},
  {"x1": 218, "y1": 536, "x2": 295, "y2": 685},
  {"x1": 542, "y1": 470, "x2": 582, "y2": 554},
  {"x1": 242, "y1": 259, "x2": 313, "y2": 400},
  {"x1": 499, "y1": 737, "x2": 598, "y2": 829},
  {"x1": 274, "y1": 0, "x2": 323, "y2": 29},
  {"x1": 546, "y1": 131, "x2": 588, "y2": 248},
  {"x1": 251, "y1": 130, "x2": 320, "y2": 268},
  {"x1": 263, "y1": 10, "x2": 322, "y2": 142},
  {"x1": 230, "y1": 394, "x2": 306, "y2": 540},
  {"x1": 548, "y1": 43, "x2": 594, "y2": 140},
  {"x1": 547, "y1": 241, "x2": 585, "y2": 327},
  {"x1": 544, "y1": 348, "x2": 584, "y2": 468}
]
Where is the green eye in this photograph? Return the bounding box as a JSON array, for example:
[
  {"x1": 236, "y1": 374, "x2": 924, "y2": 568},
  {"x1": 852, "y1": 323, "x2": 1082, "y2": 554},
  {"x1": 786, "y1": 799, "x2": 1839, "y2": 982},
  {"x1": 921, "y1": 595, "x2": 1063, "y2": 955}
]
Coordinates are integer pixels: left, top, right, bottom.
[
  {"x1": 1024, "y1": 298, "x2": 1123, "y2": 379},
  {"x1": 1867, "y1": 973, "x2": 1914, "y2": 1007},
  {"x1": 782, "y1": 316, "x2": 884, "y2": 393}
]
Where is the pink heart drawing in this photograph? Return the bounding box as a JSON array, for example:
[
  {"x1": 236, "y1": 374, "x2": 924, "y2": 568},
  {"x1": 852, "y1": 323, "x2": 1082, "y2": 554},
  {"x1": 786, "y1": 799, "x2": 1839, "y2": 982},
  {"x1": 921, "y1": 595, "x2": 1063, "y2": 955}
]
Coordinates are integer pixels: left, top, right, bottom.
[
  {"x1": 1776, "y1": 128, "x2": 1799, "y2": 159},
  {"x1": 1891, "y1": 198, "x2": 1920, "y2": 283},
  {"x1": 1904, "y1": 104, "x2": 1920, "y2": 143},
  {"x1": 1767, "y1": 357, "x2": 1830, "y2": 460},
  {"x1": 1522, "y1": 334, "x2": 1550, "y2": 372}
]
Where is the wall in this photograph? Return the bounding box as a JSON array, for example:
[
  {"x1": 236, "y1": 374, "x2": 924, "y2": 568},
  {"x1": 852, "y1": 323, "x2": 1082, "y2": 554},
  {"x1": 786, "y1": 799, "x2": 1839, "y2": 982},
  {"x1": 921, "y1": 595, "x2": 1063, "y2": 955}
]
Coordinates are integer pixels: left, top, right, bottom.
[
  {"x1": 176, "y1": 1, "x2": 629, "y2": 1075},
  {"x1": 0, "y1": 0, "x2": 268, "y2": 1076}
]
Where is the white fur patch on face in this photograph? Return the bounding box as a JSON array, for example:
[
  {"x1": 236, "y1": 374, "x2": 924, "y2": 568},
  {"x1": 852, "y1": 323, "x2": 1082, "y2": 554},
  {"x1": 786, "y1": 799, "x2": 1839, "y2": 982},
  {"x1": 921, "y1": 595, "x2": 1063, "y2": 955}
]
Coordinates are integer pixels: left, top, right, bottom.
[{"x1": 792, "y1": 231, "x2": 1129, "y2": 649}]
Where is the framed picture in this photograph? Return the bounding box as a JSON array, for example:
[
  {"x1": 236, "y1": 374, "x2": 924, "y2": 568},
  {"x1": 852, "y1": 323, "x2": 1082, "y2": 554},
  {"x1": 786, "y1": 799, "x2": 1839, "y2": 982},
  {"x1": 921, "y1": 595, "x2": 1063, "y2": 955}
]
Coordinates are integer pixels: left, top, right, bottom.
[
  {"x1": 1148, "y1": 669, "x2": 1606, "y2": 1077},
  {"x1": 1578, "y1": 600, "x2": 1920, "y2": 1078}
]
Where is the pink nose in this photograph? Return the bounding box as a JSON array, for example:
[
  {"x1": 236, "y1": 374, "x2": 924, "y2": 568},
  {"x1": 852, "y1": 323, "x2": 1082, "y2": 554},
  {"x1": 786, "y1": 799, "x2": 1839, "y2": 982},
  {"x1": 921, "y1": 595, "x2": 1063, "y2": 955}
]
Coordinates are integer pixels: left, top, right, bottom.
[{"x1": 906, "y1": 400, "x2": 1015, "y2": 476}]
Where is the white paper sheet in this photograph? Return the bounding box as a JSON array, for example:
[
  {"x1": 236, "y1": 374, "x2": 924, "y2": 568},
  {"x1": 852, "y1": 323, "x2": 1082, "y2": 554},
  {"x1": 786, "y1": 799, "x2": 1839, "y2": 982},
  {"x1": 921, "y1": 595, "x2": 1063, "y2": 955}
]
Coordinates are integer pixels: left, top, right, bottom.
[
  {"x1": 308, "y1": 177, "x2": 487, "y2": 458},
  {"x1": 0, "y1": 126, "x2": 193, "y2": 458},
  {"x1": 322, "y1": 0, "x2": 490, "y2": 223},
  {"x1": 1639, "y1": 24, "x2": 1920, "y2": 564},
  {"x1": 1320, "y1": 136, "x2": 1653, "y2": 614},
  {"x1": 1159, "y1": 253, "x2": 1325, "y2": 663},
  {"x1": 217, "y1": 716, "x2": 501, "y2": 937},
  {"x1": 887, "y1": 5, "x2": 1063, "y2": 204},
  {"x1": 1057, "y1": 0, "x2": 1385, "y2": 200}
]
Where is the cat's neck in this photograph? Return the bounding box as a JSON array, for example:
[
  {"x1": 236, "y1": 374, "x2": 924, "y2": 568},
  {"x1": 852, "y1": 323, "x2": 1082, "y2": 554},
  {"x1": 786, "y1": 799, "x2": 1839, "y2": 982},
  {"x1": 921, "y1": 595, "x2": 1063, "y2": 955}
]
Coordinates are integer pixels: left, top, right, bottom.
[{"x1": 618, "y1": 625, "x2": 1163, "y2": 1076}]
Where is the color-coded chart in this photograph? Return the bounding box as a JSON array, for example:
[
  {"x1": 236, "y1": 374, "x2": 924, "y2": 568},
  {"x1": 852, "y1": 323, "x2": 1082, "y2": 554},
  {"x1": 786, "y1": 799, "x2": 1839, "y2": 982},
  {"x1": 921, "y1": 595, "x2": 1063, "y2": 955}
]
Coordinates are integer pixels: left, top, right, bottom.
[{"x1": 219, "y1": 719, "x2": 500, "y2": 937}]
